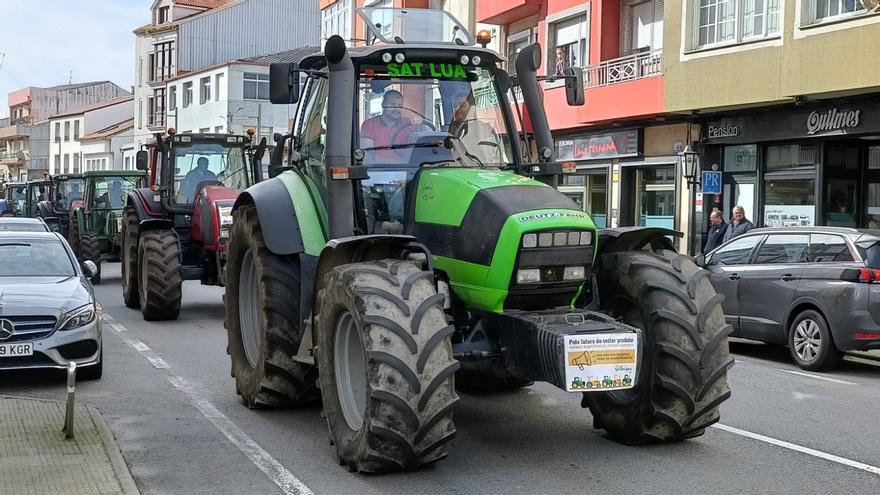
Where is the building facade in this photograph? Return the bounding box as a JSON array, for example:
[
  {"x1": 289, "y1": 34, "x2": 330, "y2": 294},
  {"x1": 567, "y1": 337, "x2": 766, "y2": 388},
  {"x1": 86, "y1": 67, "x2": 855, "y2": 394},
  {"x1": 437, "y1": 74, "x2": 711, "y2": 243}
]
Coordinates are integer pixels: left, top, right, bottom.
[
  {"x1": 48, "y1": 97, "x2": 134, "y2": 175},
  {"x1": 133, "y1": 0, "x2": 321, "y2": 149}
]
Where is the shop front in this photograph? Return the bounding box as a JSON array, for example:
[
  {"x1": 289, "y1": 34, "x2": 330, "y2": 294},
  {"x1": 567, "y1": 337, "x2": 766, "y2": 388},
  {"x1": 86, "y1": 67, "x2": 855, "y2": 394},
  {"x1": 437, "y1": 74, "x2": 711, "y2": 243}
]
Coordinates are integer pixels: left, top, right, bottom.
[{"x1": 701, "y1": 98, "x2": 880, "y2": 250}]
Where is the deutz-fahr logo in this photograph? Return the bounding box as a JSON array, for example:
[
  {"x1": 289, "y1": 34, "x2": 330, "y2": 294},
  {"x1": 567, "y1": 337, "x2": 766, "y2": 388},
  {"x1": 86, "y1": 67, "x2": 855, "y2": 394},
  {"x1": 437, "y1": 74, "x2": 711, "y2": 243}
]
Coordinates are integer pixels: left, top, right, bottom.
[{"x1": 518, "y1": 212, "x2": 589, "y2": 223}]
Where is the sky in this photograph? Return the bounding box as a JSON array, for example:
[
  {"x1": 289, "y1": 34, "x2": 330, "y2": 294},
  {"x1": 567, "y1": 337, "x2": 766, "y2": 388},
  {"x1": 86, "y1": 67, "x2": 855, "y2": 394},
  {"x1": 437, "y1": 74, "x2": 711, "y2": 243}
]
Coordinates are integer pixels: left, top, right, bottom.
[{"x1": 0, "y1": 0, "x2": 148, "y2": 118}]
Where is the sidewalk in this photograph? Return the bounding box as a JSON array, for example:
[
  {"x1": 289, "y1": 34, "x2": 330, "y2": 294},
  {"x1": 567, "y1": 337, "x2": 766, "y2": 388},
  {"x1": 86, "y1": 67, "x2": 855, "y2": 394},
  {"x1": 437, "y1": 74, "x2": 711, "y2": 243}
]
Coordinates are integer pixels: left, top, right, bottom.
[
  {"x1": 847, "y1": 349, "x2": 880, "y2": 362},
  {"x1": 0, "y1": 395, "x2": 139, "y2": 495}
]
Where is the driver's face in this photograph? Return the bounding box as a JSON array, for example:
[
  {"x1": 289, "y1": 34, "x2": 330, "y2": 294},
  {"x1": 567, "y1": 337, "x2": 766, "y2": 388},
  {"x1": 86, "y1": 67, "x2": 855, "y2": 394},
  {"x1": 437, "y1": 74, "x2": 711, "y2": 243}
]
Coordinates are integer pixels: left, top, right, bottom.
[
  {"x1": 382, "y1": 95, "x2": 403, "y2": 121},
  {"x1": 453, "y1": 95, "x2": 471, "y2": 121}
]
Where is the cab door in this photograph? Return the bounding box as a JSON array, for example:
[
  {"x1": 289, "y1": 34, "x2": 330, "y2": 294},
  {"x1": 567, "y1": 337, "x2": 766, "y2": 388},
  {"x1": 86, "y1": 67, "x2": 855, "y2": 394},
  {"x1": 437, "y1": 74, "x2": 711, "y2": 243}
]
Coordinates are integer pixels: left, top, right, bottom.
[{"x1": 705, "y1": 234, "x2": 764, "y2": 334}]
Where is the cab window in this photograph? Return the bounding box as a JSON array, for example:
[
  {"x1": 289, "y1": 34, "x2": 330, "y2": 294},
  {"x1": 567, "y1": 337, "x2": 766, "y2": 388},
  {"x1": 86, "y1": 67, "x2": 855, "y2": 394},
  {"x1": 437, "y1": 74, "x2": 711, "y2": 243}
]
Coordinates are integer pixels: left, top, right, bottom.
[
  {"x1": 297, "y1": 77, "x2": 329, "y2": 201},
  {"x1": 753, "y1": 234, "x2": 809, "y2": 264}
]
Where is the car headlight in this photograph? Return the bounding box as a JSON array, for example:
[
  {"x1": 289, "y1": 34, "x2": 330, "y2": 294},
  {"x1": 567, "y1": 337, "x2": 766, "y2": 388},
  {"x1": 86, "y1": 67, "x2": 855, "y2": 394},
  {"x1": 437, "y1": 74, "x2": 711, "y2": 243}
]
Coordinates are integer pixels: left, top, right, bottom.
[{"x1": 59, "y1": 304, "x2": 96, "y2": 331}]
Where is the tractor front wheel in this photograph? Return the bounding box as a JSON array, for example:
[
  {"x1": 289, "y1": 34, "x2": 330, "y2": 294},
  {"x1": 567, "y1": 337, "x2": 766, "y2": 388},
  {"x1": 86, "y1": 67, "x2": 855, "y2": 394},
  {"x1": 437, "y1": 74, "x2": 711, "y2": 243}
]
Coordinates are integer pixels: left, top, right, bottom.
[
  {"x1": 80, "y1": 234, "x2": 102, "y2": 284},
  {"x1": 67, "y1": 214, "x2": 81, "y2": 259},
  {"x1": 315, "y1": 260, "x2": 459, "y2": 473},
  {"x1": 584, "y1": 249, "x2": 733, "y2": 444},
  {"x1": 121, "y1": 205, "x2": 140, "y2": 308},
  {"x1": 225, "y1": 204, "x2": 319, "y2": 408},
  {"x1": 137, "y1": 229, "x2": 182, "y2": 321}
]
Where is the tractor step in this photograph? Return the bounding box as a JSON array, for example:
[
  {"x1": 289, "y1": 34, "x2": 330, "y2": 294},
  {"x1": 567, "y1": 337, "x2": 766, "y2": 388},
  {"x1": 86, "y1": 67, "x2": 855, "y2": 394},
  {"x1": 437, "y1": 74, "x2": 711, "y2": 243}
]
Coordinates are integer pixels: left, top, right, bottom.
[{"x1": 489, "y1": 309, "x2": 642, "y2": 392}]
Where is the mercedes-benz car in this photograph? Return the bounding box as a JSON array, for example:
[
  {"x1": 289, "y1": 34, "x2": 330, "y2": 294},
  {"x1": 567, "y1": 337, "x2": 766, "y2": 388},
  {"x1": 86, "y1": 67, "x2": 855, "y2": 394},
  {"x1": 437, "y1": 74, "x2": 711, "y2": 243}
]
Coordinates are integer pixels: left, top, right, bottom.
[{"x1": 0, "y1": 231, "x2": 102, "y2": 379}]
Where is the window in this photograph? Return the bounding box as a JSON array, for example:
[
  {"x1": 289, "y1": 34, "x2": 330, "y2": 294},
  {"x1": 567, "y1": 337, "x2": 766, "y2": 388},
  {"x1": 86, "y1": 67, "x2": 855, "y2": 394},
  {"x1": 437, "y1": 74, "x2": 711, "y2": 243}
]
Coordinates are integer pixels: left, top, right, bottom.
[
  {"x1": 809, "y1": 234, "x2": 854, "y2": 262},
  {"x1": 807, "y1": 0, "x2": 866, "y2": 25},
  {"x1": 64, "y1": 121, "x2": 70, "y2": 141},
  {"x1": 124, "y1": 156, "x2": 131, "y2": 170},
  {"x1": 200, "y1": 77, "x2": 211, "y2": 104},
  {"x1": 723, "y1": 144, "x2": 757, "y2": 172},
  {"x1": 243, "y1": 73, "x2": 270, "y2": 100},
  {"x1": 549, "y1": 15, "x2": 588, "y2": 75},
  {"x1": 153, "y1": 41, "x2": 175, "y2": 81},
  {"x1": 138, "y1": 100, "x2": 144, "y2": 128},
  {"x1": 507, "y1": 29, "x2": 534, "y2": 72},
  {"x1": 54, "y1": 155, "x2": 61, "y2": 174},
  {"x1": 364, "y1": 0, "x2": 393, "y2": 42},
  {"x1": 169, "y1": 86, "x2": 177, "y2": 111},
  {"x1": 54, "y1": 122, "x2": 61, "y2": 142},
  {"x1": 183, "y1": 82, "x2": 193, "y2": 108},
  {"x1": 73, "y1": 120, "x2": 80, "y2": 140},
  {"x1": 154, "y1": 88, "x2": 166, "y2": 127},
  {"x1": 199, "y1": 127, "x2": 210, "y2": 133},
  {"x1": 625, "y1": 0, "x2": 664, "y2": 53},
  {"x1": 709, "y1": 235, "x2": 763, "y2": 265},
  {"x1": 73, "y1": 154, "x2": 80, "y2": 174},
  {"x1": 754, "y1": 234, "x2": 809, "y2": 264},
  {"x1": 215, "y1": 126, "x2": 224, "y2": 133},
  {"x1": 215, "y1": 73, "x2": 224, "y2": 101},
  {"x1": 147, "y1": 96, "x2": 155, "y2": 125},
  {"x1": 158, "y1": 6, "x2": 169, "y2": 24},
  {"x1": 766, "y1": 143, "x2": 818, "y2": 169},
  {"x1": 299, "y1": 78, "x2": 330, "y2": 199},
  {"x1": 321, "y1": 0, "x2": 351, "y2": 43},
  {"x1": 64, "y1": 154, "x2": 70, "y2": 174},
  {"x1": 149, "y1": 53, "x2": 156, "y2": 82},
  {"x1": 693, "y1": 0, "x2": 780, "y2": 50},
  {"x1": 763, "y1": 178, "x2": 815, "y2": 227}
]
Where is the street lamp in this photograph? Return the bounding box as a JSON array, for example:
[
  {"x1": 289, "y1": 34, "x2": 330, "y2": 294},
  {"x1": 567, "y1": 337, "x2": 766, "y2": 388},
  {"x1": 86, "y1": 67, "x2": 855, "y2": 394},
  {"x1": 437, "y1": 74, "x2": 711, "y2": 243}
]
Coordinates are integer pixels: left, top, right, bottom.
[{"x1": 678, "y1": 144, "x2": 701, "y2": 188}]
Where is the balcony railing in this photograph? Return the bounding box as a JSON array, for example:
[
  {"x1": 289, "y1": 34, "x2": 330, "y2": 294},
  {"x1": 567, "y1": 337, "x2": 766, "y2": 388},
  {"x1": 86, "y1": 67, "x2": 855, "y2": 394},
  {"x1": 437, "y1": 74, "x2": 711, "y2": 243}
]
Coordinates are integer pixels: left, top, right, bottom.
[
  {"x1": 147, "y1": 111, "x2": 166, "y2": 129},
  {"x1": 0, "y1": 150, "x2": 26, "y2": 164},
  {"x1": 584, "y1": 50, "x2": 662, "y2": 88}
]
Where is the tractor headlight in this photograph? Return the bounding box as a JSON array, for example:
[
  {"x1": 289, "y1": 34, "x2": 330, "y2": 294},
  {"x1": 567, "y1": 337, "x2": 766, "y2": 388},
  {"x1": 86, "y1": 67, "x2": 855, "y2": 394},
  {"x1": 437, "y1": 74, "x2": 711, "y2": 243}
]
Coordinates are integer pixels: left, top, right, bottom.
[
  {"x1": 553, "y1": 232, "x2": 567, "y2": 246},
  {"x1": 522, "y1": 233, "x2": 537, "y2": 248},
  {"x1": 538, "y1": 232, "x2": 553, "y2": 247},
  {"x1": 516, "y1": 268, "x2": 541, "y2": 284},
  {"x1": 563, "y1": 266, "x2": 586, "y2": 281},
  {"x1": 580, "y1": 231, "x2": 592, "y2": 245},
  {"x1": 217, "y1": 206, "x2": 233, "y2": 226},
  {"x1": 59, "y1": 304, "x2": 96, "y2": 331}
]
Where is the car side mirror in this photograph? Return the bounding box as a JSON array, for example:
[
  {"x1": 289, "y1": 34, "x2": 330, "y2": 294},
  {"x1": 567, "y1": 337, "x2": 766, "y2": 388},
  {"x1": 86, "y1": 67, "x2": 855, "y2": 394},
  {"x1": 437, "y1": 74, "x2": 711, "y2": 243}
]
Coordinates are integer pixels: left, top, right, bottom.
[
  {"x1": 136, "y1": 150, "x2": 149, "y2": 171},
  {"x1": 694, "y1": 254, "x2": 706, "y2": 268},
  {"x1": 564, "y1": 67, "x2": 585, "y2": 106},
  {"x1": 82, "y1": 260, "x2": 98, "y2": 279},
  {"x1": 270, "y1": 63, "x2": 300, "y2": 104}
]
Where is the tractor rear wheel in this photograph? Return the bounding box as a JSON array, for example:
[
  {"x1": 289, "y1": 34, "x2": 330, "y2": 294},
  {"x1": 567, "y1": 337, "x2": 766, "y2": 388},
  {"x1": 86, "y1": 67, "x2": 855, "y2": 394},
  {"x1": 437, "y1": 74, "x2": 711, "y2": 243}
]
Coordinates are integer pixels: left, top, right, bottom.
[
  {"x1": 315, "y1": 260, "x2": 459, "y2": 473},
  {"x1": 137, "y1": 229, "x2": 182, "y2": 321},
  {"x1": 80, "y1": 234, "x2": 102, "y2": 284},
  {"x1": 584, "y1": 249, "x2": 733, "y2": 444},
  {"x1": 68, "y1": 215, "x2": 81, "y2": 258},
  {"x1": 121, "y1": 205, "x2": 140, "y2": 308},
  {"x1": 225, "y1": 204, "x2": 319, "y2": 408}
]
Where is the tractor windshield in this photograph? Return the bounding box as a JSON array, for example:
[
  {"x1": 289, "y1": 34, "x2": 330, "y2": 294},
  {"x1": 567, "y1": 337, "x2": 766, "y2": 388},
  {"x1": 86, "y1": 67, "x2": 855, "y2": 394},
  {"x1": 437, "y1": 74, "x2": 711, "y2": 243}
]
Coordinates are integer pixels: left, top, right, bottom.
[
  {"x1": 92, "y1": 176, "x2": 142, "y2": 209},
  {"x1": 171, "y1": 142, "x2": 248, "y2": 204},
  {"x1": 28, "y1": 183, "x2": 49, "y2": 204},
  {"x1": 7, "y1": 185, "x2": 25, "y2": 210},
  {"x1": 356, "y1": 65, "x2": 513, "y2": 169},
  {"x1": 55, "y1": 178, "x2": 84, "y2": 210}
]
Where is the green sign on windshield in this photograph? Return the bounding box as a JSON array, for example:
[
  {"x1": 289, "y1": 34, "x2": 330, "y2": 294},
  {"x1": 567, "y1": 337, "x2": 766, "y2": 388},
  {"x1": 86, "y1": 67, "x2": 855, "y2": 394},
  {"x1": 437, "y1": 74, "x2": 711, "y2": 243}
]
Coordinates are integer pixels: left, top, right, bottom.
[{"x1": 386, "y1": 62, "x2": 468, "y2": 79}]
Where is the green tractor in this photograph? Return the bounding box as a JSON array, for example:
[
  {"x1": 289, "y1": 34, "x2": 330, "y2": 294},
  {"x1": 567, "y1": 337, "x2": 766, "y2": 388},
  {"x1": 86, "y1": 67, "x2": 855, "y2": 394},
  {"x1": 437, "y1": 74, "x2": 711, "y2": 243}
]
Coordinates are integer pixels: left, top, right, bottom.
[
  {"x1": 68, "y1": 170, "x2": 147, "y2": 283},
  {"x1": 224, "y1": 8, "x2": 732, "y2": 474},
  {"x1": 37, "y1": 174, "x2": 84, "y2": 236},
  {"x1": 1, "y1": 181, "x2": 27, "y2": 216},
  {"x1": 25, "y1": 178, "x2": 52, "y2": 219}
]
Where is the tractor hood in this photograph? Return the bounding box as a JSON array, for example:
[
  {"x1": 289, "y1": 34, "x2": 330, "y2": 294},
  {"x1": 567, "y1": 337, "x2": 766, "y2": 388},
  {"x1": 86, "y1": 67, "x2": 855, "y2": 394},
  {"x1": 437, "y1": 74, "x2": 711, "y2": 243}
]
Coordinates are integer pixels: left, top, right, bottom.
[
  {"x1": 192, "y1": 184, "x2": 239, "y2": 250},
  {"x1": 409, "y1": 168, "x2": 597, "y2": 312}
]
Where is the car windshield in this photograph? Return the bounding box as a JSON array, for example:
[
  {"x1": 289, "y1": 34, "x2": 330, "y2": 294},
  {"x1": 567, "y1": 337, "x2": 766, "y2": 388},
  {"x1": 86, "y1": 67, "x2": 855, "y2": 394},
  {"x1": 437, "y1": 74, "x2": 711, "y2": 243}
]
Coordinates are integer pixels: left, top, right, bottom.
[
  {"x1": 356, "y1": 65, "x2": 513, "y2": 169},
  {"x1": 56, "y1": 178, "x2": 85, "y2": 209},
  {"x1": 91, "y1": 176, "x2": 141, "y2": 209},
  {"x1": 0, "y1": 239, "x2": 75, "y2": 277},
  {"x1": 171, "y1": 142, "x2": 248, "y2": 204}
]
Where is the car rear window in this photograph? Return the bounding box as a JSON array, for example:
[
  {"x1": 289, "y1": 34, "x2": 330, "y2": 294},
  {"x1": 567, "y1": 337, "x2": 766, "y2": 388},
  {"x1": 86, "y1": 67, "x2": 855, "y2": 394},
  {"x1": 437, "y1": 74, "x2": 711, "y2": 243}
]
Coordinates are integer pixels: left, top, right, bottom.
[
  {"x1": 856, "y1": 239, "x2": 880, "y2": 268},
  {"x1": 754, "y1": 234, "x2": 809, "y2": 264},
  {"x1": 0, "y1": 222, "x2": 48, "y2": 232},
  {"x1": 0, "y1": 240, "x2": 75, "y2": 277},
  {"x1": 809, "y1": 234, "x2": 854, "y2": 262}
]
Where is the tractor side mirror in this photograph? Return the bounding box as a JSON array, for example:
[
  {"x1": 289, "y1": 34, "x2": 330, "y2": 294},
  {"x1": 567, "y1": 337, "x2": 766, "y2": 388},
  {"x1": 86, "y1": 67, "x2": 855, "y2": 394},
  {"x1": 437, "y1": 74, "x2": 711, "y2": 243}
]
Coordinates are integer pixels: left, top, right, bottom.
[
  {"x1": 82, "y1": 260, "x2": 98, "y2": 279},
  {"x1": 135, "y1": 150, "x2": 149, "y2": 171},
  {"x1": 270, "y1": 63, "x2": 300, "y2": 104},
  {"x1": 564, "y1": 67, "x2": 585, "y2": 106},
  {"x1": 694, "y1": 254, "x2": 706, "y2": 268}
]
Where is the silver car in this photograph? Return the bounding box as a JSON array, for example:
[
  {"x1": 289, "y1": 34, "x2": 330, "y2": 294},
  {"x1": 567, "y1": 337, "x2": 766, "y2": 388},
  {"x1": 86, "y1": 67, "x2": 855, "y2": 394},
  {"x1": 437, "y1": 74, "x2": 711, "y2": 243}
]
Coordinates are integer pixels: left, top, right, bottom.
[
  {"x1": 0, "y1": 217, "x2": 51, "y2": 232},
  {"x1": 0, "y1": 231, "x2": 102, "y2": 379},
  {"x1": 702, "y1": 227, "x2": 880, "y2": 371}
]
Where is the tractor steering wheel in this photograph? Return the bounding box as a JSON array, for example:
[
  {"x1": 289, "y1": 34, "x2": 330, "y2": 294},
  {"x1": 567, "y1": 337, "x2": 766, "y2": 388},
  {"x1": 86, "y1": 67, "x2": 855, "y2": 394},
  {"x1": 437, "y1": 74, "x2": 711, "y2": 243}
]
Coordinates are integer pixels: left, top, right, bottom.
[{"x1": 390, "y1": 120, "x2": 437, "y2": 157}]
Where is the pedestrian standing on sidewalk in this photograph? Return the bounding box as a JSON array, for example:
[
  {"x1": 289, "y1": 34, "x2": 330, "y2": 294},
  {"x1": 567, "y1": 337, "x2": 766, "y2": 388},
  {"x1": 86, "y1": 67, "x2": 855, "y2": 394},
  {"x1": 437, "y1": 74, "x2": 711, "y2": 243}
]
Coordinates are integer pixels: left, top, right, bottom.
[
  {"x1": 723, "y1": 205, "x2": 754, "y2": 243},
  {"x1": 704, "y1": 209, "x2": 728, "y2": 253}
]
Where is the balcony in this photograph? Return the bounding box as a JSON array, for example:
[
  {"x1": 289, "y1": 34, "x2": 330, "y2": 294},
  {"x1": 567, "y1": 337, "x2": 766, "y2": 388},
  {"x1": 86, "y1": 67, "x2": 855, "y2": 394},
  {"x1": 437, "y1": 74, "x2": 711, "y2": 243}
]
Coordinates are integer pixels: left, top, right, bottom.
[
  {"x1": 147, "y1": 112, "x2": 167, "y2": 130},
  {"x1": 476, "y1": 0, "x2": 542, "y2": 25},
  {"x1": 585, "y1": 50, "x2": 662, "y2": 88},
  {"x1": 0, "y1": 150, "x2": 26, "y2": 165}
]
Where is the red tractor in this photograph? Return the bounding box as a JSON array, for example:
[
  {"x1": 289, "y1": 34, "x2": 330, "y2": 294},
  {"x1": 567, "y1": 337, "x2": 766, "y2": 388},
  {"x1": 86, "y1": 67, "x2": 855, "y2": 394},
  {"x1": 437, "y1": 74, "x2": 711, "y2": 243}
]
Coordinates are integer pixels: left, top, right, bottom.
[{"x1": 122, "y1": 130, "x2": 266, "y2": 320}]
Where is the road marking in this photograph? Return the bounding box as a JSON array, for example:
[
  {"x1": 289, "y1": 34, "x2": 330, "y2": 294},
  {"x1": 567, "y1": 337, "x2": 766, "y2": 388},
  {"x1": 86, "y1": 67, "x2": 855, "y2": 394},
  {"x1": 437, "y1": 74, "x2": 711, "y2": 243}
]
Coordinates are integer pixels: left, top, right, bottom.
[
  {"x1": 713, "y1": 424, "x2": 880, "y2": 477},
  {"x1": 110, "y1": 323, "x2": 127, "y2": 332},
  {"x1": 776, "y1": 369, "x2": 858, "y2": 385},
  {"x1": 109, "y1": 318, "x2": 313, "y2": 495}
]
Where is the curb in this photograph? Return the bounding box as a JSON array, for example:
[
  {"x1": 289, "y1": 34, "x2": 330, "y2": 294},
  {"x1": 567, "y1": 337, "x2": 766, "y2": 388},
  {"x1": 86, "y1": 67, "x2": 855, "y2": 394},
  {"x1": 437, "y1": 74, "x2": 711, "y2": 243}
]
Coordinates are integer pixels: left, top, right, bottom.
[
  {"x1": 88, "y1": 405, "x2": 141, "y2": 495},
  {"x1": 846, "y1": 350, "x2": 880, "y2": 363}
]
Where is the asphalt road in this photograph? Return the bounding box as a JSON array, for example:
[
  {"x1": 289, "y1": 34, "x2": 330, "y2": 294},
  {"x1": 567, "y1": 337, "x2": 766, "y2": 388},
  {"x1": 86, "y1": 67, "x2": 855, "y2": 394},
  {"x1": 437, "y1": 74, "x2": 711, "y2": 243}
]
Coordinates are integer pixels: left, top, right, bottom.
[{"x1": 4, "y1": 262, "x2": 880, "y2": 495}]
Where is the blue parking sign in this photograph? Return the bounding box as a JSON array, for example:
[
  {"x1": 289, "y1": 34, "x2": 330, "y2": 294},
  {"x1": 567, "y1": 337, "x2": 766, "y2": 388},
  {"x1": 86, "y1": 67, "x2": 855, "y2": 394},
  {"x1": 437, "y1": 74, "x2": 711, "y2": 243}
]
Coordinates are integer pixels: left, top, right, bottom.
[{"x1": 702, "y1": 171, "x2": 722, "y2": 194}]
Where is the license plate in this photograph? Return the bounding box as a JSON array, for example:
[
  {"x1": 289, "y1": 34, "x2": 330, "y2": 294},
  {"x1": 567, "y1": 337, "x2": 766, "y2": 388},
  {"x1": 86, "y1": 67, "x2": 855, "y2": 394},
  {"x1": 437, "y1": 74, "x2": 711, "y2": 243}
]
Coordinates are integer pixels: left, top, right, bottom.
[
  {"x1": 0, "y1": 342, "x2": 33, "y2": 357},
  {"x1": 564, "y1": 333, "x2": 638, "y2": 392}
]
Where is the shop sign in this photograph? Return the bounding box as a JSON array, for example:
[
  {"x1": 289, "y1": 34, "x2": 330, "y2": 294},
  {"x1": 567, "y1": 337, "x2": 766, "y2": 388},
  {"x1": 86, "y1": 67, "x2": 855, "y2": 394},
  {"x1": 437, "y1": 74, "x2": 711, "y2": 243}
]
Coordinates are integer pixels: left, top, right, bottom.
[
  {"x1": 556, "y1": 130, "x2": 639, "y2": 161},
  {"x1": 806, "y1": 108, "x2": 860, "y2": 135},
  {"x1": 701, "y1": 171, "x2": 722, "y2": 194},
  {"x1": 708, "y1": 124, "x2": 741, "y2": 139},
  {"x1": 764, "y1": 205, "x2": 814, "y2": 228}
]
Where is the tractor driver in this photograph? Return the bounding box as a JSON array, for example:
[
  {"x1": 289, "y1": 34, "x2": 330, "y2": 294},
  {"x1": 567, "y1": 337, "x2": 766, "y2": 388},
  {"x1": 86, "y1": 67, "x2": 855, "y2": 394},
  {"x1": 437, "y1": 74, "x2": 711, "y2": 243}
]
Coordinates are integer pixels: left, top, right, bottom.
[
  {"x1": 181, "y1": 157, "x2": 217, "y2": 202},
  {"x1": 360, "y1": 90, "x2": 425, "y2": 152},
  {"x1": 97, "y1": 181, "x2": 125, "y2": 208}
]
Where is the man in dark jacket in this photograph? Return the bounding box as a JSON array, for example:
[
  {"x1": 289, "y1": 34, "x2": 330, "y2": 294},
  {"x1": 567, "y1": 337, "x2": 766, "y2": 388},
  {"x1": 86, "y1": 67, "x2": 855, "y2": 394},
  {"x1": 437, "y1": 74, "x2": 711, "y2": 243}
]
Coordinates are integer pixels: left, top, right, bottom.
[
  {"x1": 704, "y1": 209, "x2": 728, "y2": 253},
  {"x1": 722, "y1": 205, "x2": 754, "y2": 243}
]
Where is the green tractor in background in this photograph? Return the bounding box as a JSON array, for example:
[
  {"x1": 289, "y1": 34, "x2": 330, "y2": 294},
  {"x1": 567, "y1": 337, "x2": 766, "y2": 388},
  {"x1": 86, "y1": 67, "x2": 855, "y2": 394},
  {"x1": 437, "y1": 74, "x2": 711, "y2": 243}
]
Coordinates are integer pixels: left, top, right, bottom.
[
  {"x1": 1, "y1": 181, "x2": 27, "y2": 216},
  {"x1": 68, "y1": 170, "x2": 147, "y2": 283},
  {"x1": 36, "y1": 173, "x2": 84, "y2": 236},
  {"x1": 25, "y1": 177, "x2": 52, "y2": 219},
  {"x1": 224, "y1": 8, "x2": 732, "y2": 474}
]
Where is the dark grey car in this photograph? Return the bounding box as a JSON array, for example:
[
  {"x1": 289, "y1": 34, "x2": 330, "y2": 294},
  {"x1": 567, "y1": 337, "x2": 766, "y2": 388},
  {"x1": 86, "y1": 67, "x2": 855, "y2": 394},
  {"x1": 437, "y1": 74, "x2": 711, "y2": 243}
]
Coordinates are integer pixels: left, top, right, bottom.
[{"x1": 703, "y1": 227, "x2": 880, "y2": 370}]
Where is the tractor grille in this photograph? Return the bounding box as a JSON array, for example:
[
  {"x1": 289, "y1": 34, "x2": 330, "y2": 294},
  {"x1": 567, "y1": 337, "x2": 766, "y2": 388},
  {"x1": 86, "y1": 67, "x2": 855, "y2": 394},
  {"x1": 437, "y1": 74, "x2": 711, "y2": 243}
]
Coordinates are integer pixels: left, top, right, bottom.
[{"x1": 0, "y1": 315, "x2": 57, "y2": 343}]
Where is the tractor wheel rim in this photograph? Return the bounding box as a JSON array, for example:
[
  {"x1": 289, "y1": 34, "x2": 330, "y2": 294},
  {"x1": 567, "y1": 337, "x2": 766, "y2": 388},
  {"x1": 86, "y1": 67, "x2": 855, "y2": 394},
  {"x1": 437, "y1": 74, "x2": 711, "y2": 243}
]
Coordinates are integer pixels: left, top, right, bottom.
[
  {"x1": 794, "y1": 320, "x2": 820, "y2": 362},
  {"x1": 239, "y1": 249, "x2": 261, "y2": 369},
  {"x1": 334, "y1": 311, "x2": 367, "y2": 431}
]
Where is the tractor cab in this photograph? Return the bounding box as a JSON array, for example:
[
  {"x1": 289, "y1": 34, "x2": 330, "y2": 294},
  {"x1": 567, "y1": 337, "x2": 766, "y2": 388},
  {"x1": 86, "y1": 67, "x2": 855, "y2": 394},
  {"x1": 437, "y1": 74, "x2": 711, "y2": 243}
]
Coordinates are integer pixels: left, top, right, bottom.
[
  {"x1": 25, "y1": 178, "x2": 51, "y2": 217},
  {"x1": 51, "y1": 174, "x2": 85, "y2": 213},
  {"x1": 2, "y1": 182, "x2": 27, "y2": 216}
]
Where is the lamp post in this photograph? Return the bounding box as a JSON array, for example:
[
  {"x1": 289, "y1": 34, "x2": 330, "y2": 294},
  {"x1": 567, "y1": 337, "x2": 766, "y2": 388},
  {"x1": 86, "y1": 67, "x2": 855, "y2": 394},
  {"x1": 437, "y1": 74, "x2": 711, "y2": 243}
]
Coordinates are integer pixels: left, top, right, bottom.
[{"x1": 678, "y1": 144, "x2": 701, "y2": 255}]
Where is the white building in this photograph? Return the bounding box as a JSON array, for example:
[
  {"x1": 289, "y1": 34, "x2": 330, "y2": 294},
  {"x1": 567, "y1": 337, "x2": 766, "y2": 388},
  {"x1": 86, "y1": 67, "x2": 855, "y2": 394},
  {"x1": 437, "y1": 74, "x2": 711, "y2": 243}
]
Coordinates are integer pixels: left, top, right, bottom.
[
  {"x1": 81, "y1": 119, "x2": 135, "y2": 171},
  {"x1": 133, "y1": 0, "x2": 320, "y2": 149},
  {"x1": 48, "y1": 97, "x2": 134, "y2": 175}
]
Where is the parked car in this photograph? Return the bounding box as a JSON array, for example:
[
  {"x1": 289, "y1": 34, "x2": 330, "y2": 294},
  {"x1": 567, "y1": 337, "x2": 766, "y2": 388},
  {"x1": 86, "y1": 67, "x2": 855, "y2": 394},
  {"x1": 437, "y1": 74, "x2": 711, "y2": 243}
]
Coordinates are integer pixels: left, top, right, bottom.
[
  {"x1": 701, "y1": 227, "x2": 880, "y2": 370},
  {"x1": 0, "y1": 217, "x2": 51, "y2": 232},
  {"x1": 0, "y1": 231, "x2": 102, "y2": 379}
]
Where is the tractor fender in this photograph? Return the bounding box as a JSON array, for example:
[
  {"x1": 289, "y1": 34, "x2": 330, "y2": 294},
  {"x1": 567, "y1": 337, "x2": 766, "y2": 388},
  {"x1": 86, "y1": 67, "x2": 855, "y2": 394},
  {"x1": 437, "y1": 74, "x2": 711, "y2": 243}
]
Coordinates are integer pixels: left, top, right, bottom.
[
  {"x1": 596, "y1": 227, "x2": 682, "y2": 255},
  {"x1": 233, "y1": 176, "x2": 305, "y2": 256},
  {"x1": 126, "y1": 189, "x2": 173, "y2": 232},
  {"x1": 71, "y1": 208, "x2": 87, "y2": 241}
]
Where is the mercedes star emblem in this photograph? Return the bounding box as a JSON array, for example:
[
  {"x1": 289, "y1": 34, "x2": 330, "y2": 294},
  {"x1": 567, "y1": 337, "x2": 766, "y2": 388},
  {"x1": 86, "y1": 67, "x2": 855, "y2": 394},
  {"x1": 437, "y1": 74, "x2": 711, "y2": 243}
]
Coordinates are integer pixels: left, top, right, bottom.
[{"x1": 0, "y1": 319, "x2": 14, "y2": 341}]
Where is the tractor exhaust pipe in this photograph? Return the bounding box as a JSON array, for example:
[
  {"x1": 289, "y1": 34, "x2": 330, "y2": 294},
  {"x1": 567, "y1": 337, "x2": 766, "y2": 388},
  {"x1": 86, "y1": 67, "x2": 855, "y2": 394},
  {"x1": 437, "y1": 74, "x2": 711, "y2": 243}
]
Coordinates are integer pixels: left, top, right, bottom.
[
  {"x1": 324, "y1": 35, "x2": 356, "y2": 239},
  {"x1": 515, "y1": 44, "x2": 554, "y2": 165}
]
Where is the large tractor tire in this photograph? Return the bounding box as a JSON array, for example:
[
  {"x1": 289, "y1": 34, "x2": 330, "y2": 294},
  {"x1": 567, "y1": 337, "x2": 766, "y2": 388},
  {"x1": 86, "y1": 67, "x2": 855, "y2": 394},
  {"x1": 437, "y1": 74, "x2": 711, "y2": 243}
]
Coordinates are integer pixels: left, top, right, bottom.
[
  {"x1": 121, "y1": 205, "x2": 140, "y2": 308},
  {"x1": 46, "y1": 219, "x2": 61, "y2": 234},
  {"x1": 584, "y1": 249, "x2": 733, "y2": 444},
  {"x1": 314, "y1": 260, "x2": 459, "y2": 473},
  {"x1": 80, "y1": 234, "x2": 102, "y2": 284},
  {"x1": 67, "y1": 214, "x2": 81, "y2": 259},
  {"x1": 137, "y1": 229, "x2": 182, "y2": 321},
  {"x1": 225, "y1": 205, "x2": 319, "y2": 408}
]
